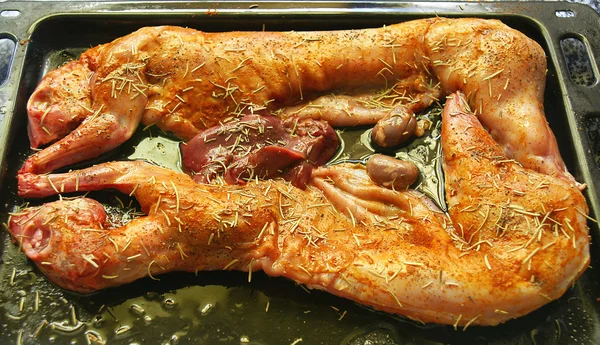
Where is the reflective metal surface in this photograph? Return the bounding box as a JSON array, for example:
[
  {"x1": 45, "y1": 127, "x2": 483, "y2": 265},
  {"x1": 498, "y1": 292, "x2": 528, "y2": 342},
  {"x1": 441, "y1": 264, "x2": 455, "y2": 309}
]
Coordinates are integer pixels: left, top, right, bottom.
[{"x1": 0, "y1": 2, "x2": 599, "y2": 344}]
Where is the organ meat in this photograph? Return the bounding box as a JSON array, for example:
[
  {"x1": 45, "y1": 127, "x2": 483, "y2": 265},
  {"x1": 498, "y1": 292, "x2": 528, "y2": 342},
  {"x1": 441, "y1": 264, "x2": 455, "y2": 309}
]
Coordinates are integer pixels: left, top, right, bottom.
[
  {"x1": 21, "y1": 18, "x2": 582, "y2": 189},
  {"x1": 181, "y1": 114, "x2": 338, "y2": 188},
  {"x1": 12, "y1": 92, "x2": 589, "y2": 326}
]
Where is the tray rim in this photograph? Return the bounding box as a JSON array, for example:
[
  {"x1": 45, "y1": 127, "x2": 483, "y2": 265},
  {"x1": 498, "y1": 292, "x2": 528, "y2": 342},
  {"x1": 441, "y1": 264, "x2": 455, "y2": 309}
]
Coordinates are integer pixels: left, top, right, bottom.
[{"x1": 0, "y1": 3, "x2": 599, "y2": 343}]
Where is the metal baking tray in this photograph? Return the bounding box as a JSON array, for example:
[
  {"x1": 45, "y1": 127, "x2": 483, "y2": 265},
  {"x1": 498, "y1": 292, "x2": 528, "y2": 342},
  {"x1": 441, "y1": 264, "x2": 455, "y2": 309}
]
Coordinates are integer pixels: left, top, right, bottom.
[{"x1": 0, "y1": 1, "x2": 599, "y2": 344}]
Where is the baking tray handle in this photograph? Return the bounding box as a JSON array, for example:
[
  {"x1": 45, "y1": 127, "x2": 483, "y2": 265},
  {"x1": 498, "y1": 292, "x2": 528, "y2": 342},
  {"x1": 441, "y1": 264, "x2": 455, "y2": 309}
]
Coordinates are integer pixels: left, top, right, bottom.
[
  {"x1": 0, "y1": 35, "x2": 26, "y2": 189},
  {"x1": 548, "y1": 4, "x2": 600, "y2": 222}
]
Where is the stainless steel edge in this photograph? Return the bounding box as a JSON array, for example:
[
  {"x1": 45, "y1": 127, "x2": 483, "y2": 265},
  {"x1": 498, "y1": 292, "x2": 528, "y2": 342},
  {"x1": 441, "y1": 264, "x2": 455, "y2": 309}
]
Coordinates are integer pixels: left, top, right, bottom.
[
  {"x1": 0, "y1": 2, "x2": 598, "y2": 344},
  {"x1": 526, "y1": 3, "x2": 600, "y2": 222},
  {"x1": 0, "y1": 22, "x2": 31, "y2": 193}
]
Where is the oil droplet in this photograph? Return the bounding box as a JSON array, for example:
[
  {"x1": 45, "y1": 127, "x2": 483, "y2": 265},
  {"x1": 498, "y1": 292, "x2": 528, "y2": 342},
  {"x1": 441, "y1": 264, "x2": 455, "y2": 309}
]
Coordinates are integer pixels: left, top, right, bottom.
[
  {"x1": 130, "y1": 303, "x2": 145, "y2": 316},
  {"x1": 143, "y1": 315, "x2": 152, "y2": 325},
  {"x1": 115, "y1": 325, "x2": 131, "y2": 336},
  {"x1": 92, "y1": 315, "x2": 104, "y2": 328},
  {"x1": 162, "y1": 297, "x2": 177, "y2": 309},
  {"x1": 240, "y1": 335, "x2": 250, "y2": 343},
  {"x1": 157, "y1": 142, "x2": 166, "y2": 155},
  {"x1": 199, "y1": 302, "x2": 214, "y2": 315},
  {"x1": 145, "y1": 292, "x2": 160, "y2": 301}
]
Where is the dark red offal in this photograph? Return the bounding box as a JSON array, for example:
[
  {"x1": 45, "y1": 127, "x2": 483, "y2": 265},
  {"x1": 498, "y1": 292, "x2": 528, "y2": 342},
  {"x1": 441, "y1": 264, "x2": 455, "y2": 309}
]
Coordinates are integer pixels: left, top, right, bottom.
[{"x1": 181, "y1": 114, "x2": 338, "y2": 188}]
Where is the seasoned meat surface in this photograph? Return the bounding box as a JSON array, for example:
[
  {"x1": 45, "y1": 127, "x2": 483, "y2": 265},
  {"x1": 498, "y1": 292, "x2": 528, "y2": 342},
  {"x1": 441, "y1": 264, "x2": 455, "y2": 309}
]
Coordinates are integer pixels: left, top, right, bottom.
[
  {"x1": 12, "y1": 92, "x2": 589, "y2": 326},
  {"x1": 22, "y1": 18, "x2": 581, "y2": 189},
  {"x1": 181, "y1": 114, "x2": 338, "y2": 188},
  {"x1": 11, "y1": 19, "x2": 590, "y2": 326}
]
